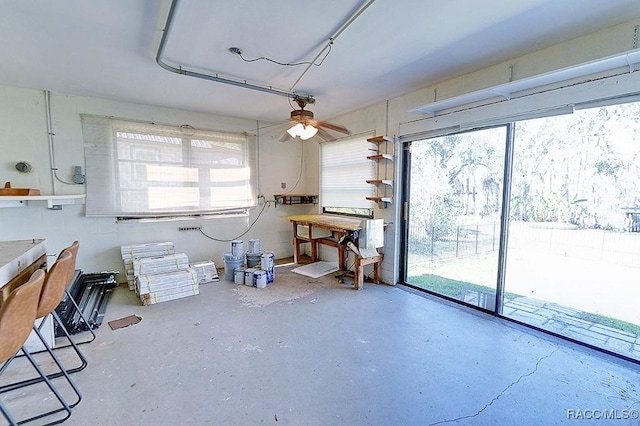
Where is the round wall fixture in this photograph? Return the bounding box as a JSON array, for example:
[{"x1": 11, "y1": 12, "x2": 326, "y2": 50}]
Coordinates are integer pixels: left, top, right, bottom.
[{"x1": 15, "y1": 161, "x2": 33, "y2": 173}]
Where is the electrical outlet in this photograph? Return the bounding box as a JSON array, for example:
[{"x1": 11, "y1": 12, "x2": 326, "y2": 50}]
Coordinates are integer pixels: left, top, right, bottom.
[
  {"x1": 178, "y1": 226, "x2": 202, "y2": 231},
  {"x1": 257, "y1": 195, "x2": 265, "y2": 205},
  {"x1": 281, "y1": 182, "x2": 286, "y2": 189}
]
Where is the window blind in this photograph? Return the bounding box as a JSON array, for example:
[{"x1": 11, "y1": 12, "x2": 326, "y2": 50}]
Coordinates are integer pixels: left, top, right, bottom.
[
  {"x1": 320, "y1": 134, "x2": 376, "y2": 210},
  {"x1": 81, "y1": 115, "x2": 257, "y2": 217}
]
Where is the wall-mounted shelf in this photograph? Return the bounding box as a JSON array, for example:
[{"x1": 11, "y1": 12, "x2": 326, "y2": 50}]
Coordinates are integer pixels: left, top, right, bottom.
[
  {"x1": 366, "y1": 136, "x2": 395, "y2": 208},
  {"x1": 0, "y1": 194, "x2": 86, "y2": 210},
  {"x1": 366, "y1": 136, "x2": 393, "y2": 143},
  {"x1": 274, "y1": 194, "x2": 318, "y2": 206},
  {"x1": 366, "y1": 153, "x2": 395, "y2": 161},
  {"x1": 366, "y1": 179, "x2": 393, "y2": 187},
  {"x1": 366, "y1": 196, "x2": 393, "y2": 203}
]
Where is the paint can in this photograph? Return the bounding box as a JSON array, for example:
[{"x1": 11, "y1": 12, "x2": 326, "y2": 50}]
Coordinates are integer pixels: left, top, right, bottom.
[
  {"x1": 231, "y1": 240, "x2": 244, "y2": 256},
  {"x1": 261, "y1": 251, "x2": 275, "y2": 284},
  {"x1": 246, "y1": 251, "x2": 264, "y2": 268},
  {"x1": 244, "y1": 268, "x2": 257, "y2": 286},
  {"x1": 248, "y1": 239, "x2": 261, "y2": 254},
  {"x1": 253, "y1": 270, "x2": 267, "y2": 289},
  {"x1": 223, "y1": 253, "x2": 244, "y2": 281},
  {"x1": 234, "y1": 267, "x2": 246, "y2": 285}
]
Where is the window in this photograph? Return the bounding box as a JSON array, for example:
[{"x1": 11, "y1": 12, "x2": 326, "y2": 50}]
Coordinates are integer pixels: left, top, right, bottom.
[
  {"x1": 82, "y1": 115, "x2": 257, "y2": 218},
  {"x1": 320, "y1": 134, "x2": 375, "y2": 217}
]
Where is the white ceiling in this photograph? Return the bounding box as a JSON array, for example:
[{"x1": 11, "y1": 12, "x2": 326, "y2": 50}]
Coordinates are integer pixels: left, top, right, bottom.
[{"x1": 1, "y1": 0, "x2": 639, "y2": 124}]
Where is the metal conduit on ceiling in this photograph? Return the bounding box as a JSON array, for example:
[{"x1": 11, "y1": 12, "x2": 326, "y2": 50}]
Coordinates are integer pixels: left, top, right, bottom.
[{"x1": 156, "y1": 0, "x2": 376, "y2": 100}]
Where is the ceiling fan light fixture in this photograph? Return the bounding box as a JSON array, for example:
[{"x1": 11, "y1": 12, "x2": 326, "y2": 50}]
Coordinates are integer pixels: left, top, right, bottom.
[
  {"x1": 287, "y1": 123, "x2": 305, "y2": 138},
  {"x1": 282, "y1": 96, "x2": 348, "y2": 141},
  {"x1": 299, "y1": 125, "x2": 318, "y2": 140}
]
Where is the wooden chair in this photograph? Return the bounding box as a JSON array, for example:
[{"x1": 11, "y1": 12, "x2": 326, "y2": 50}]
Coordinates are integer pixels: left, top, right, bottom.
[
  {"x1": 0, "y1": 251, "x2": 85, "y2": 403},
  {"x1": 0, "y1": 269, "x2": 72, "y2": 425},
  {"x1": 39, "y1": 249, "x2": 88, "y2": 373}
]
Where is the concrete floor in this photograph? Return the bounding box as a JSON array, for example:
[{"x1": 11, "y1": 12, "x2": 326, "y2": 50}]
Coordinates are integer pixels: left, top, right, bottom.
[{"x1": 2, "y1": 264, "x2": 640, "y2": 425}]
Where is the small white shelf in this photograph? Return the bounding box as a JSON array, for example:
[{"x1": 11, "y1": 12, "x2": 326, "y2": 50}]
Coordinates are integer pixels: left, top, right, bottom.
[{"x1": 0, "y1": 194, "x2": 86, "y2": 209}]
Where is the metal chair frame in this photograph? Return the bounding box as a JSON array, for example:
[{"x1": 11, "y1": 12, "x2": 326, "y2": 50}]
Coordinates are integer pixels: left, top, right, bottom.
[{"x1": 55, "y1": 241, "x2": 97, "y2": 348}]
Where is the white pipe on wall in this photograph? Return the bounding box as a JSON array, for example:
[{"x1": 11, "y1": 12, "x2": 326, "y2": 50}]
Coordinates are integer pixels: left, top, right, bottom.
[{"x1": 44, "y1": 90, "x2": 57, "y2": 195}]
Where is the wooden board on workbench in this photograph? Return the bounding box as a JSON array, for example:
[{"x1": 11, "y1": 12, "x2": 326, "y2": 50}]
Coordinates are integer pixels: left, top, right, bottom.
[{"x1": 285, "y1": 214, "x2": 362, "y2": 231}]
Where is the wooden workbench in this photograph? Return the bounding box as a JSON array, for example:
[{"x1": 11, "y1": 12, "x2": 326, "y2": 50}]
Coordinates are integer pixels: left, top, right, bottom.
[
  {"x1": 0, "y1": 239, "x2": 47, "y2": 300},
  {"x1": 286, "y1": 214, "x2": 382, "y2": 289}
]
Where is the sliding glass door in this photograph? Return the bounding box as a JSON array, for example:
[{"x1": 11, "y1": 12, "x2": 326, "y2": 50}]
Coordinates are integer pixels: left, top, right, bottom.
[
  {"x1": 401, "y1": 99, "x2": 640, "y2": 362},
  {"x1": 503, "y1": 102, "x2": 640, "y2": 360},
  {"x1": 403, "y1": 126, "x2": 508, "y2": 310}
]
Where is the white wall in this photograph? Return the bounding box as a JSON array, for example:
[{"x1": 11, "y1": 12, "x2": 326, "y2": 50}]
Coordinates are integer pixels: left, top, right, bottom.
[{"x1": 0, "y1": 86, "x2": 311, "y2": 277}]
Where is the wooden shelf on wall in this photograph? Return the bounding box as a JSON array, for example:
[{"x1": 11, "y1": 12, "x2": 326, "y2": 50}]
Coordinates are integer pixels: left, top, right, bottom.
[
  {"x1": 366, "y1": 135, "x2": 394, "y2": 144},
  {"x1": 366, "y1": 179, "x2": 393, "y2": 187},
  {"x1": 366, "y1": 196, "x2": 393, "y2": 203},
  {"x1": 366, "y1": 136, "x2": 395, "y2": 208},
  {"x1": 366, "y1": 153, "x2": 395, "y2": 162}
]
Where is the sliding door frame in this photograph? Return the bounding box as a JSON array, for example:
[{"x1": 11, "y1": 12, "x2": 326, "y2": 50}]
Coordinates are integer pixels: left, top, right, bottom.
[
  {"x1": 399, "y1": 124, "x2": 512, "y2": 312},
  {"x1": 398, "y1": 107, "x2": 640, "y2": 365}
]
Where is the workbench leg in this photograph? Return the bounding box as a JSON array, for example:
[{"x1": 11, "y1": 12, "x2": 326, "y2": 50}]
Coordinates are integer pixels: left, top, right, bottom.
[
  {"x1": 292, "y1": 221, "x2": 300, "y2": 264},
  {"x1": 309, "y1": 226, "x2": 317, "y2": 262},
  {"x1": 373, "y1": 258, "x2": 381, "y2": 284},
  {"x1": 355, "y1": 257, "x2": 364, "y2": 290}
]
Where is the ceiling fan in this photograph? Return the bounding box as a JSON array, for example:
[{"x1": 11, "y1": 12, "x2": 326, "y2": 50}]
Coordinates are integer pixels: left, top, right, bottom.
[{"x1": 279, "y1": 95, "x2": 350, "y2": 142}]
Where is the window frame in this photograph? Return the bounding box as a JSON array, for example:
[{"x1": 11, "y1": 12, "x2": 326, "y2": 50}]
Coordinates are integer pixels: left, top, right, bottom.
[{"x1": 82, "y1": 115, "x2": 257, "y2": 219}]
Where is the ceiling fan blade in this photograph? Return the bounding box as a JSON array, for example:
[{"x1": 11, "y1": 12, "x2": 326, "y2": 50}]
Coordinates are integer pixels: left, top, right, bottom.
[
  {"x1": 279, "y1": 131, "x2": 293, "y2": 142},
  {"x1": 316, "y1": 127, "x2": 336, "y2": 142},
  {"x1": 317, "y1": 121, "x2": 350, "y2": 134}
]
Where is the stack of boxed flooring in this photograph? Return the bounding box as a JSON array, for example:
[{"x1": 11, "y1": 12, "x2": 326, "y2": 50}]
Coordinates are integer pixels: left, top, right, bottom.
[
  {"x1": 132, "y1": 253, "x2": 190, "y2": 291},
  {"x1": 136, "y1": 268, "x2": 199, "y2": 305},
  {"x1": 121, "y1": 242, "x2": 175, "y2": 290},
  {"x1": 120, "y1": 242, "x2": 199, "y2": 305}
]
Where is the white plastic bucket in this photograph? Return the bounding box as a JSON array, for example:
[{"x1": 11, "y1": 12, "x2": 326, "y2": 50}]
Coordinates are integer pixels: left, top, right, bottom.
[
  {"x1": 223, "y1": 253, "x2": 244, "y2": 281},
  {"x1": 253, "y1": 270, "x2": 267, "y2": 288},
  {"x1": 246, "y1": 251, "x2": 264, "y2": 268}
]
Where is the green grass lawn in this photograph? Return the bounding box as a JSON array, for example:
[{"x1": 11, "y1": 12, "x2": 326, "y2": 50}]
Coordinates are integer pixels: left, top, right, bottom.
[
  {"x1": 407, "y1": 273, "x2": 640, "y2": 336},
  {"x1": 407, "y1": 274, "x2": 518, "y2": 300},
  {"x1": 573, "y1": 311, "x2": 640, "y2": 336}
]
